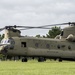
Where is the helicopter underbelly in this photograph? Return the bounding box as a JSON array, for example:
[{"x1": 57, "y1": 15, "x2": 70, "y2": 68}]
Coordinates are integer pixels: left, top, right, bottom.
[
  {"x1": 60, "y1": 51, "x2": 75, "y2": 58},
  {"x1": 27, "y1": 48, "x2": 75, "y2": 59},
  {"x1": 27, "y1": 48, "x2": 59, "y2": 56}
]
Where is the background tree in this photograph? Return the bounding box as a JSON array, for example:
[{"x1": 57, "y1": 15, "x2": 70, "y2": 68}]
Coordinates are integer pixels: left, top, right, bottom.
[
  {"x1": 1, "y1": 34, "x2": 4, "y2": 39},
  {"x1": 0, "y1": 34, "x2": 1, "y2": 41},
  {"x1": 0, "y1": 34, "x2": 4, "y2": 41},
  {"x1": 36, "y1": 34, "x2": 41, "y2": 38},
  {"x1": 46, "y1": 26, "x2": 61, "y2": 38}
]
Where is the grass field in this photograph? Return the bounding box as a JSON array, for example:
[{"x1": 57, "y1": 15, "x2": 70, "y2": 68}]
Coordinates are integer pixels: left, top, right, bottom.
[{"x1": 0, "y1": 60, "x2": 75, "y2": 75}]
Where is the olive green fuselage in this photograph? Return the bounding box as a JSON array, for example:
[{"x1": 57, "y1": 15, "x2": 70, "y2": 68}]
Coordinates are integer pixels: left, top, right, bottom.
[{"x1": 6, "y1": 36, "x2": 75, "y2": 60}]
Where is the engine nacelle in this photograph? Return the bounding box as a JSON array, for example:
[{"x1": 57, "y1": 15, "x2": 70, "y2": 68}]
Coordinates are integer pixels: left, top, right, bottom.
[{"x1": 66, "y1": 34, "x2": 75, "y2": 42}]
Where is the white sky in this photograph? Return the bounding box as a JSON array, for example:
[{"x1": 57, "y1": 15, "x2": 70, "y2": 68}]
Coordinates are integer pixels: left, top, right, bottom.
[{"x1": 0, "y1": 0, "x2": 75, "y2": 36}]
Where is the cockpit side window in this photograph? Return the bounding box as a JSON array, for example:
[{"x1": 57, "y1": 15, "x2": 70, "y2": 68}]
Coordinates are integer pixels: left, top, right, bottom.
[
  {"x1": 9, "y1": 38, "x2": 15, "y2": 45},
  {"x1": 8, "y1": 40, "x2": 10, "y2": 43},
  {"x1": 1, "y1": 39, "x2": 7, "y2": 44}
]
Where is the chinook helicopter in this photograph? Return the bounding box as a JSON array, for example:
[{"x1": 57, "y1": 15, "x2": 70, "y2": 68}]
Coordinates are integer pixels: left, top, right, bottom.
[{"x1": 0, "y1": 22, "x2": 75, "y2": 62}]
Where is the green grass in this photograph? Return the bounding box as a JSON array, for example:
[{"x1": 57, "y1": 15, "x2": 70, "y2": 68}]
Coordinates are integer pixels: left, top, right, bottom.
[{"x1": 0, "y1": 60, "x2": 75, "y2": 75}]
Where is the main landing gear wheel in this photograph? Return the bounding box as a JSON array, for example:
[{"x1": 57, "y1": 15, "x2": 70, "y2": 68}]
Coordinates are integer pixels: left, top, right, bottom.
[
  {"x1": 38, "y1": 57, "x2": 45, "y2": 62},
  {"x1": 22, "y1": 58, "x2": 28, "y2": 62},
  {"x1": 59, "y1": 59, "x2": 62, "y2": 62}
]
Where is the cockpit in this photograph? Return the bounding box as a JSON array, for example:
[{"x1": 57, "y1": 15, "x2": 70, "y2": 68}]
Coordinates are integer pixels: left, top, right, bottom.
[
  {"x1": 0, "y1": 38, "x2": 15, "y2": 50},
  {"x1": 1, "y1": 38, "x2": 15, "y2": 45}
]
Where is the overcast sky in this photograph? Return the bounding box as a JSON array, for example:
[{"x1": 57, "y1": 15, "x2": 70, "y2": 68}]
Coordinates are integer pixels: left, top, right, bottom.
[{"x1": 0, "y1": 0, "x2": 75, "y2": 36}]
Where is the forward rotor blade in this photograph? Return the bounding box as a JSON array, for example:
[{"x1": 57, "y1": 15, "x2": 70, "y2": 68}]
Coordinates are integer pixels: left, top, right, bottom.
[
  {"x1": 0, "y1": 28, "x2": 5, "y2": 31},
  {"x1": 19, "y1": 23, "x2": 67, "y2": 30},
  {"x1": 20, "y1": 27, "x2": 52, "y2": 30},
  {"x1": 15, "y1": 22, "x2": 69, "y2": 30},
  {"x1": 14, "y1": 26, "x2": 36, "y2": 28},
  {"x1": 0, "y1": 22, "x2": 73, "y2": 31}
]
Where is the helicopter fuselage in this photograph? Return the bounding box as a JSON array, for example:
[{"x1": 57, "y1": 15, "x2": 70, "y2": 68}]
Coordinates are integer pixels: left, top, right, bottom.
[{"x1": 1, "y1": 36, "x2": 75, "y2": 61}]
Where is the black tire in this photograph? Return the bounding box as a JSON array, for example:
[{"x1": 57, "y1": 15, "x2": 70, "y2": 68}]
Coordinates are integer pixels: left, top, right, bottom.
[
  {"x1": 22, "y1": 58, "x2": 24, "y2": 62},
  {"x1": 24, "y1": 58, "x2": 27, "y2": 62},
  {"x1": 22, "y1": 58, "x2": 27, "y2": 62},
  {"x1": 59, "y1": 59, "x2": 62, "y2": 62},
  {"x1": 38, "y1": 57, "x2": 45, "y2": 62}
]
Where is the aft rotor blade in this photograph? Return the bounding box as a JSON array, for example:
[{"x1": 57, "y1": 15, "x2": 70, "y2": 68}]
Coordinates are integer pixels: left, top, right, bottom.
[{"x1": 36, "y1": 23, "x2": 69, "y2": 28}]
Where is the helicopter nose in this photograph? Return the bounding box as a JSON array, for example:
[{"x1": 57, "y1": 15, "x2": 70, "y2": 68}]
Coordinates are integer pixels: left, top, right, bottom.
[{"x1": 0, "y1": 46, "x2": 8, "y2": 54}]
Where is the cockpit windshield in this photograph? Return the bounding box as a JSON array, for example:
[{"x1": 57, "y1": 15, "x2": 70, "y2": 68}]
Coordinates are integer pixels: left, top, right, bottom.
[{"x1": 1, "y1": 38, "x2": 15, "y2": 45}]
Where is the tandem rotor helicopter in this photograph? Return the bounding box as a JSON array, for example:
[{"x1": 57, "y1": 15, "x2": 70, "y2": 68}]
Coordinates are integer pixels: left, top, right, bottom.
[{"x1": 0, "y1": 22, "x2": 75, "y2": 62}]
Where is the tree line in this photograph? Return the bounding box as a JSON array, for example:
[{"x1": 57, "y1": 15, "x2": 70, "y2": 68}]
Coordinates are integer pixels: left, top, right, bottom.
[{"x1": 36, "y1": 26, "x2": 61, "y2": 38}]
